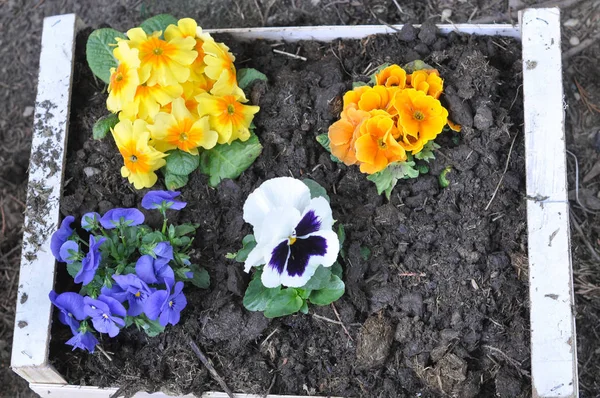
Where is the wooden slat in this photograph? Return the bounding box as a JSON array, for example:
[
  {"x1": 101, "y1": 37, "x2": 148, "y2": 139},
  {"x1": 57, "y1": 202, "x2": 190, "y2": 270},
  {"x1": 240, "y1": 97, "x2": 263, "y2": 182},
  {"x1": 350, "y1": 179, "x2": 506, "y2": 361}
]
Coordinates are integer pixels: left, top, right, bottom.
[{"x1": 521, "y1": 8, "x2": 578, "y2": 398}]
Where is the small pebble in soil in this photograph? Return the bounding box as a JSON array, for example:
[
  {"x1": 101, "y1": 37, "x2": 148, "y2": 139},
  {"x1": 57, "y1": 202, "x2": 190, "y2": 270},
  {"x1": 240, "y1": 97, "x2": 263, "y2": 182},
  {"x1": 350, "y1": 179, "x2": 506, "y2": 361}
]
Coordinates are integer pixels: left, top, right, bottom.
[
  {"x1": 418, "y1": 19, "x2": 438, "y2": 46},
  {"x1": 563, "y1": 18, "x2": 579, "y2": 27},
  {"x1": 356, "y1": 315, "x2": 394, "y2": 369},
  {"x1": 398, "y1": 23, "x2": 417, "y2": 42},
  {"x1": 474, "y1": 105, "x2": 494, "y2": 130},
  {"x1": 83, "y1": 167, "x2": 101, "y2": 177},
  {"x1": 23, "y1": 106, "x2": 34, "y2": 117},
  {"x1": 569, "y1": 36, "x2": 580, "y2": 46}
]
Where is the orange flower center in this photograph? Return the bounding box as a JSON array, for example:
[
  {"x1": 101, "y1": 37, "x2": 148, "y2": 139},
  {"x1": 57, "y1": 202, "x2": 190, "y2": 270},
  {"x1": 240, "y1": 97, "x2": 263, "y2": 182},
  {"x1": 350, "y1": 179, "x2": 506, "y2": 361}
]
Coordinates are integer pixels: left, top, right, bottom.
[
  {"x1": 129, "y1": 155, "x2": 137, "y2": 162},
  {"x1": 140, "y1": 37, "x2": 176, "y2": 66},
  {"x1": 377, "y1": 138, "x2": 387, "y2": 149},
  {"x1": 413, "y1": 110, "x2": 425, "y2": 121},
  {"x1": 153, "y1": 47, "x2": 164, "y2": 55},
  {"x1": 120, "y1": 141, "x2": 151, "y2": 174},
  {"x1": 115, "y1": 73, "x2": 124, "y2": 82},
  {"x1": 227, "y1": 104, "x2": 235, "y2": 115}
]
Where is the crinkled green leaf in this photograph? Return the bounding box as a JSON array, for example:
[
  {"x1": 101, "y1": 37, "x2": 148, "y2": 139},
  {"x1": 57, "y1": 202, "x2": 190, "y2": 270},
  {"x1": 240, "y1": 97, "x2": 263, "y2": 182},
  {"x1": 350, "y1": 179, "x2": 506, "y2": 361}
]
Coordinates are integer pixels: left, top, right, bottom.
[
  {"x1": 302, "y1": 179, "x2": 330, "y2": 203},
  {"x1": 140, "y1": 14, "x2": 178, "y2": 36},
  {"x1": 86, "y1": 28, "x2": 126, "y2": 84},
  {"x1": 166, "y1": 150, "x2": 199, "y2": 176},
  {"x1": 199, "y1": 133, "x2": 262, "y2": 187},
  {"x1": 414, "y1": 141, "x2": 440, "y2": 162},
  {"x1": 367, "y1": 161, "x2": 419, "y2": 199},
  {"x1": 308, "y1": 275, "x2": 345, "y2": 306},
  {"x1": 316, "y1": 134, "x2": 342, "y2": 163},
  {"x1": 352, "y1": 81, "x2": 368, "y2": 88},
  {"x1": 93, "y1": 113, "x2": 119, "y2": 140},
  {"x1": 402, "y1": 60, "x2": 434, "y2": 73},
  {"x1": 164, "y1": 171, "x2": 189, "y2": 190},
  {"x1": 237, "y1": 68, "x2": 268, "y2": 90},
  {"x1": 243, "y1": 271, "x2": 282, "y2": 312},
  {"x1": 264, "y1": 288, "x2": 304, "y2": 318}
]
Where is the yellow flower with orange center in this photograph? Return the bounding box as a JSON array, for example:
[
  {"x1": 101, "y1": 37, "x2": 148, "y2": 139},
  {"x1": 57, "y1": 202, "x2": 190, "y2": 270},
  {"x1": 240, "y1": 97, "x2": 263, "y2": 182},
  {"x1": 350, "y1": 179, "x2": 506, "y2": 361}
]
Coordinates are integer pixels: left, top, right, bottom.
[
  {"x1": 111, "y1": 119, "x2": 166, "y2": 189},
  {"x1": 354, "y1": 113, "x2": 407, "y2": 174},
  {"x1": 196, "y1": 93, "x2": 259, "y2": 144},
  {"x1": 107, "y1": 41, "x2": 140, "y2": 113},
  {"x1": 393, "y1": 88, "x2": 448, "y2": 154},
  {"x1": 120, "y1": 83, "x2": 183, "y2": 122},
  {"x1": 407, "y1": 69, "x2": 443, "y2": 100},
  {"x1": 124, "y1": 27, "x2": 197, "y2": 86},
  {"x1": 160, "y1": 80, "x2": 211, "y2": 117},
  {"x1": 328, "y1": 107, "x2": 370, "y2": 166},
  {"x1": 374, "y1": 65, "x2": 407, "y2": 88},
  {"x1": 203, "y1": 40, "x2": 246, "y2": 100},
  {"x1": 164, "y1": 18, "x2": 214, "y2": 82},
  {"x1": 149, "y1": 98, "x2": 218, "y2": 156}
]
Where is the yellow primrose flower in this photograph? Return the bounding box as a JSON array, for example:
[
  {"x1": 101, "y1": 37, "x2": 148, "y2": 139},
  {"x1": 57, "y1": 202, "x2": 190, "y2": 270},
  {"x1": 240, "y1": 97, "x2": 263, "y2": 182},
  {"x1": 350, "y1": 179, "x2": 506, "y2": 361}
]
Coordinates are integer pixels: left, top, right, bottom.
[
  {"x1": 160, "y1": 80, "x2": 212, "y2": 117},
  {"x1": 374, "y1": 64, "x2": 407, "y2": 88},
  {"x1": 203, "y1": 40, "x2": 246, "y2": 100},
  {"x1": 120, "y1": 83, "x2": 183, "y2": 122},
  {"x1": 354, "y1": 113, "x2": 407, "y2": 174},
  {"x1": 196, "y1": 93, "x2": 259, "y2": 144},
  {"x1": 125, "y1": 27, "x2": 197, "y2": 87},
  {"x1": 107, "y1": 41, "x2": 140, "y2": 113},
  {"x1": 164, "y1": 18, "x2": 214, "y2": 82},
  {"x1": 149, "y1": 98, "x2": 218, "y2": 155},
  {"x1": 112, "y1": 119, "x2": 166, "y2": 189},
  {"x1": 407, "y1": 69, "x2": 444, "y2": 100}
]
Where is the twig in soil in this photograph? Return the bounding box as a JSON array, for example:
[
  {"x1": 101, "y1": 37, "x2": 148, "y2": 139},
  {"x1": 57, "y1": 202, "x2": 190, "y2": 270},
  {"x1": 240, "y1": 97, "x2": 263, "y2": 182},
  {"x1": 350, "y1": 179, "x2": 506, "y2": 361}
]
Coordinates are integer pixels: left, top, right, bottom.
[
  {"x1": 470, "y1": 0, "x2": 584, "y2": 23},
  {"x1": 261, "y1": 328, "x2": 279, "y2": 347},
  {"x1": 312, "y1": 313, "x2": 345, "y2": 325},
  {"x1": 563, "y1": 32, "x2": 600, "y2": 62},
  {"x1": 570, "y1": 212, "x2": 600, "y2": 263},
  {"x1": 331, "y1": 303, "x2": 354, "y2": 342},
  {"x1": 272, "y1": 49, "x2": 307, "y2": 61},
  {"x1": 189, "y1": 339, "x2": 235, "y2": 398},
  {"x1": 263, "y1": 374, "x2": 277, "y2": 398},
  {"x1": 253, "y1": 0, "x2": 265, "y2": 26},
  {"x1": 96, "y1": 345, "x2": 113, "y2": 362},
  {"x1": 485, "y1": 132, "x2": 518, "y2": 211},
  {"x1": 566, "y1": 149, "x2": 599, "y2": 215},
  {"x1": 482, "y1": 345, "x2": 530, "y2": 378},
  {"x1": 0, "y1": 200, "x2": 5, "y2": 237},
  {"x1": 574, "y1": 77, "x2": 600, "y2": 114},
  {"x1": 399, "y1": 272, "x2": 426, "y2": 277},
  {"x1": 364, "y1": 2, "x2": 401, "y2": 32}
]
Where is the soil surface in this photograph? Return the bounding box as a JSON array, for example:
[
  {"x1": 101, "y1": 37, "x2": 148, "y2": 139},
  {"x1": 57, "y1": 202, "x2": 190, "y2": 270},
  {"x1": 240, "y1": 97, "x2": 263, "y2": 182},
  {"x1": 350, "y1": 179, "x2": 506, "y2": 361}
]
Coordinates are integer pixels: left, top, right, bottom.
[{"x1": 49, "y1": 22, "x2": 529, "y2": 398}]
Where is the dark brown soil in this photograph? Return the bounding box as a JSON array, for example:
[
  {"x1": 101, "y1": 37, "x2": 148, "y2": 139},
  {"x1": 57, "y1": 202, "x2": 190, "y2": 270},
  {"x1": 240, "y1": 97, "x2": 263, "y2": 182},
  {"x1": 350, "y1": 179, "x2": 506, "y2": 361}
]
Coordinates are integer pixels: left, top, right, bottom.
[{"x1": 49, "y1": 21, "x2": 529, "y2": 398}]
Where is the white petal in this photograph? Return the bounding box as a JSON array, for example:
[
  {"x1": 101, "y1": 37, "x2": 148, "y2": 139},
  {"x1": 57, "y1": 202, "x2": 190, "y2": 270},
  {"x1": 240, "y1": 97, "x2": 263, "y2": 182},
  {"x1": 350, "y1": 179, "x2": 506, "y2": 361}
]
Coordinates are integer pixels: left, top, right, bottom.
[
  {"x1": 261, "y1": 248, "x2": 289, "y2": 288},
  {"x1": 243, "y1": 244, "x2": 266, "y2": 272},
  {"x1": 255, "y1": 206, "x2": 301, "y2": 244},
  {"x1": 299, "y1": 197, "x2": 334, "y2": 235},
  {"x1": 305, "y1": 230, "x2": 340, "y2": 269},
  {"x1": 243, "y1": 177, "x2": 311, "y2": 231},
  {"x1": 279, "y1": 261, "x2": 320, "y2": 288}
]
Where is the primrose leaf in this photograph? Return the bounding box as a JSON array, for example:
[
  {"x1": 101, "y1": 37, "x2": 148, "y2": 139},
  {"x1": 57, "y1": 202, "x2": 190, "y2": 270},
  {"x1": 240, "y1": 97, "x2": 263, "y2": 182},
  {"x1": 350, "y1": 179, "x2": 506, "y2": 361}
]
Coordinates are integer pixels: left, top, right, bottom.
[
  {"x1": 302, "y1": 265, "x2": 332, "y2": 290},
  {"x1": 414, "y1": 141, "x2": 440, "y2": 162},
  {"x1": 367, "y1": 161, "x2": 419, "y2": 200},
  {"x1": 164, "y1": 171, "x2": 189, "y2": 190},
  {"x1": 93, "y1": 113, "x2": 119, "y2": 140},
  {"x1": 352, "y1": 81, "x2": 368, "y2": 88},
  {"x1": 86, "y1": 28, "x2": 127, "y2": 84},
  {"x1": 190, "y1": 266, "x2": 210, "y2": 289},
  {"x1": 199, "y1": 133, "x2": 262, "y2": 187},
  {"x1": 140, "y1": 14, "x2": 178, "y2": 36},
  {"x1": 308, "y1": 275, "x2": 345, "y2": 306},
  {"x1": 368, "y1": 62, "x2": 391, "y2": 85},
  {"x1": 315, "y1": 134, "x2": 342, "y2": 163},
  {"x1": 243, "y1": 271, "x2": 282, "y2": 312},
  {"x1": 402, "y1": 60, "x2": 434, "y2": 73},
  {"x1": 237, "y1": 68, "x2": 268, "y2": 90},
  {"x1": 264, "y1": 288, "x2": 304, "y2": 318},
  {"x1": 302, "y1": 179, "x2": 330, "y2": 203},
  {"x1": 166, "y1": 149, "x2": 199, "y2": 176},
  {"x1": 232, "y1": 234, "x2": 257, "y2": 263},
  {"x1": 67, "y1": 261, "x2": 82, "y2": 279}
]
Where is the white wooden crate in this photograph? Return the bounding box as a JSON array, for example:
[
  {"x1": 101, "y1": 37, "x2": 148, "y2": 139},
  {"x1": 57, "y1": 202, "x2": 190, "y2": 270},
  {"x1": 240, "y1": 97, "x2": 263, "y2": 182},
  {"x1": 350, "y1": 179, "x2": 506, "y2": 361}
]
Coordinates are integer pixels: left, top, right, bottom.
[{"x1": 13, "y1": 9, "x2": 578, "y2": 398}]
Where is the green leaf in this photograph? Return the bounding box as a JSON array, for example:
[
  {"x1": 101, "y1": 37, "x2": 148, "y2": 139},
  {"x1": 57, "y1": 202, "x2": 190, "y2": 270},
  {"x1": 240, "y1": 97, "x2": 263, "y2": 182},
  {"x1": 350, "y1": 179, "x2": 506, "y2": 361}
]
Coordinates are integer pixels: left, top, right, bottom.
[
  {"x1": 414, "y1": 141, "x2": 440, "y2": 162},
  {"x1": 352, "y1": 81, "x2": 368, "y2": 88},
  {"x1": 174, "y1": 224, "x2": 198, "y2": 237},
  {"x1": 416, "y1": 164, "x2": 429, "y2": 174},
  {"x1": 190, "y1": 266, "x2": 210, "y2": 289},
  {"x1": 402, "y1": 60, "x2": 434, "y2": 73},
  {"x1": 302, "y1": 265, "x2": 332, "y2": 290},
  {"x1": 142, "y1": 231, "x2": 165, "y2": 245},
  {"x1": 243, "y1": 272, "x2": 282, "y2": 312},
  {"x1": 368, "y1": 62, "x2": 391, "y2": 85},
  {"x1": 300, "y1": 301, "x2": 309, "y2": 314},
  {"x1": 331, "y1": 262, "x2": 343, "y2": 279},
  {"x1": 264, "y1": 288, "x2": 304, "y2": 318},
  {"x1": 232, "y1": 234, "x2": 257, "y2": 263},
  {"x1": 439, "y1": 166, "x2": 452, "y2": 188},
  {"x1": 166, "y1": 149, "x2": 199, "y2": 176},
  {"x1": 67, "y1": 261, "x2": 82, "y2": 279},
  {"x1": 86, "y1": 28, "x2": 126, "y2": 84},
  {"x1": 136, "y1": 317, "x2": 165, "y2": 337},
  {"x1": 302, "y1": 179, "x2": 330, "y2": 203},
  {"x1": 360, "y1": 246, "x2": 371, "y2": 260},
  {"x1": 367, "y1": 161, "x2": 419, "y2": 199},
  {"x1": 237, "y1": 68, "x2": 268, "y2": 90},
  {"x1": 199, "y1": 133, "x2": 262, "y2": 187},
  {"x1": 164, "y1": 171, "x2": 189, "y2": 190},
  {"x1": 337, "y1": 224, "x2": 346, "y2": 259},
  {"x1": 309, "y1": 275, "x2": 345, "y2": 306},
  {"x1": 93, "y1": 113, "x2": 119, "y2": 140},
  {"x1": 140, "y1": 14, "x2": 178, "y2": 36}
]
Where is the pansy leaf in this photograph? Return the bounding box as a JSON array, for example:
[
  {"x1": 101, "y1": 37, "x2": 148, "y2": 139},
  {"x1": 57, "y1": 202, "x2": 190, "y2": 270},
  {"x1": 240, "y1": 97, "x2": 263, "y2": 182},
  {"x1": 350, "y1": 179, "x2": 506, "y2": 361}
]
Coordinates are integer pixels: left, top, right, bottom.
[
  {"x1": 337, "y1": 224, "x2": 346, "y2": 259},
  {"x1": 166, "y1": 150, "x2": 199, "y2": 176},
  {"x1": 237, "y1": 68, "x2": 268, "y2": 90},
  {"x1": 264, "y1": 288, "x2": 303, "y2": 318},
  {"x1": 93, "y1": 113, "x2": 119, "y2": 140},
  {"x1": 243, "y1": 272, "x2": 281, "y2": 312},
  {"x1": 300, "y1": 300, "x2": 309, "y2": 314},
  {"x1": 360, "y1": 247, "x2": 371, "y2": 261},
  {"x1": 190, "y1": 266, "x2": 210, "y2": 289},
  {"x1": 164, "y1": 171, "x2": 189, "y2": 190},
  {"x1": 86, "y1": 28, "x2": 127, "y2": 84},
  {"x1": 67, "y1": 261, "x2": 82, "y2": 279},
  {"x1": 367, "y1": 161, "x2": 419, "y2": 200},
  {"x1": 231, "y1": 234, "x2": 257, "y2": 263},
  {"x1": 308, "y1": 275, "x2": 345, "y2": 306},
  {"x1": 142, "y1": 231, "x2": 165, "y2": 245},
  {"x1": 199, "y1": 133, "x2": 262, "y2": 187},
  {"x1": 140, "y1": 14, "x2": 178, "y2": 36},
  {"x1": 136, "y1": 316, "x2": 165, "y2": 337},
  {"x1": 302, "y1": 265, "x2": 332, "y2": 290},
  {"x1": 331, "y1": 262, "x2": 343, "y2": 279},
  {"x1": 174, "y1": 223, "x2": 198, "y2": 237},
  {"x1": 414, "y1": 141, "x2": 440, "y2": 162},
  {"x1": 302, "y1": 179, "x2": 330, "y2": 203}
]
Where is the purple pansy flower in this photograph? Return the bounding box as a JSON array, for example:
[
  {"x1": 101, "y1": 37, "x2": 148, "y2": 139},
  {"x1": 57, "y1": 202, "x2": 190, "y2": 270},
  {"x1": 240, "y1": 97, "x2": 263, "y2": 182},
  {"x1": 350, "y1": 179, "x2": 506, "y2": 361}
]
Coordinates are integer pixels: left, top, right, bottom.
[
  {"x1": 111, "y1": 274, "x2": 153, "y2": 316},
  {"x1": 154, "y1": 242, "x2": 173, "y2": 266},
  {"x1": 83, "y1": 295, "x2": 126, "y2": 337},
  {"x1": 145, "y1": 278, "x2": 187, "y2": 327},
  {"x1": 59, "y1": 240, "x2": 79, "y2": 264},
  {"x1": 49, "y1": 291, "x2": 86, "y2": 334},
  {"x1": 99, "y1": 208, "x2": 144, "y2": 229},
  {"x1": 135, "y1": 254, "x2": 175, "y2": 285},
  {"x1": 74, "y1": 235, "x2": 107, "y2": 285},
  {"x1": 141, "y1": 190, "x2": 187, "y2": 211},
  {"x1": 100, "y1": 283, "x2": 128, "y2": 303},
  {"x1": 50, "y1": 216, "x2": 75, "y2": 261},
  {"x1": 66, "y1": 330, "x2": 98, "y2": 353},
  {"x1": 81, "y1": 212, "x2": 101, "y2": 231}
]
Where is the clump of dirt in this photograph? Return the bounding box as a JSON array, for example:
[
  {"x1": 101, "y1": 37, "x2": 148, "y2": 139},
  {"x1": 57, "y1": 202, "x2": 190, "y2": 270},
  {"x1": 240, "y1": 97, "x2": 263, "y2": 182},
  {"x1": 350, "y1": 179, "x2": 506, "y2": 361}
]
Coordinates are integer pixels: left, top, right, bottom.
[{"x1": 50, "y1": 24, "x2": 528, "y2": 397}]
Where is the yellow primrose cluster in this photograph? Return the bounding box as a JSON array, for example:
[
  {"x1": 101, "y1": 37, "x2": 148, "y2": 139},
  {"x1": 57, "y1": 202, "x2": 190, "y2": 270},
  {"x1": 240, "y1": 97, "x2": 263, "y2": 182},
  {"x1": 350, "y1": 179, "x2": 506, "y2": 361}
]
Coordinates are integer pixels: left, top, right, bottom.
[
  {"x1": 106, "y1": 18, "x2": 259, "y2": 189},
  {"x1": 328, "y1": 64, "x2": 458, "y2": 175}
]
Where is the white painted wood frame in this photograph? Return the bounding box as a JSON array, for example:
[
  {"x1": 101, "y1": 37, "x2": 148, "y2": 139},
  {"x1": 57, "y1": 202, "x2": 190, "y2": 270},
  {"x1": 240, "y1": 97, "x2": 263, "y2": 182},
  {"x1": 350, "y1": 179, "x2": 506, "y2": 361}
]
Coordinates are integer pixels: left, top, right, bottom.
[{"x1": 521, "y1": 7, "x2": 578, "y2": 398}]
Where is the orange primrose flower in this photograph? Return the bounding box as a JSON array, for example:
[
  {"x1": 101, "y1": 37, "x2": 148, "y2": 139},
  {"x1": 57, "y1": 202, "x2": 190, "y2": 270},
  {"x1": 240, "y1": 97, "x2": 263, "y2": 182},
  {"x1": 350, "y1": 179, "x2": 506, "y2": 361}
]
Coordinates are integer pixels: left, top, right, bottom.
[
  {"x1": 149, "y1": 98, "x2": 218, "y2": 155},
  {"x1": 196, "y1": 93, "x2": 259, "y2": 144},
  {"x1": 112, "y1": 119, "x2": 166, "y2": 189},
  {"x1": 407, "y1": 69, "x2": 443, "y2": 99},
  {"x1": 328, "y1": 107, "x2": 370, "y2": 165},
  {"x1": 354, "y1": 113, "x2": 407, "y2": 174},
  {"x1": 203, "y1": 40, "x2": 246, "y2": 100},
  {"x1": 343, "y1": 85, "x2": 398, "y2": 115},
  {"x1": 374, "y1": 64, "x2": 407, "y2": 88},
  {"x1": 120, "y1": 83, "x2": 183, "y2": 122},
  {"x1": 164, "y1": 18, "x2": 214, "y2": 82},
  {"x1": 107, "y1": 41, "x2": 140, "y2": 113},
  {"x1": 393, "y1": 88, "x2": 448, "y2": 154},
  {"x1": 124, "y1": 27, "x2": 197, "y2": 87}
]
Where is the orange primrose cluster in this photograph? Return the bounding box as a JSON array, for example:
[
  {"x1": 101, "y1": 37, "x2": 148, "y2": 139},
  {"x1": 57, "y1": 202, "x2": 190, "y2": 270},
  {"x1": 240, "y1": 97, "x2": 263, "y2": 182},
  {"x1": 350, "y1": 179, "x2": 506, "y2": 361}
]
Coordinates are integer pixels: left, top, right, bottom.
[
  {"x1": 107, "y1": 18, "x2": 259, "y2": 189},
  {"x1": 328, "y1": 64, "x2": 459, "y2": 175}
]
